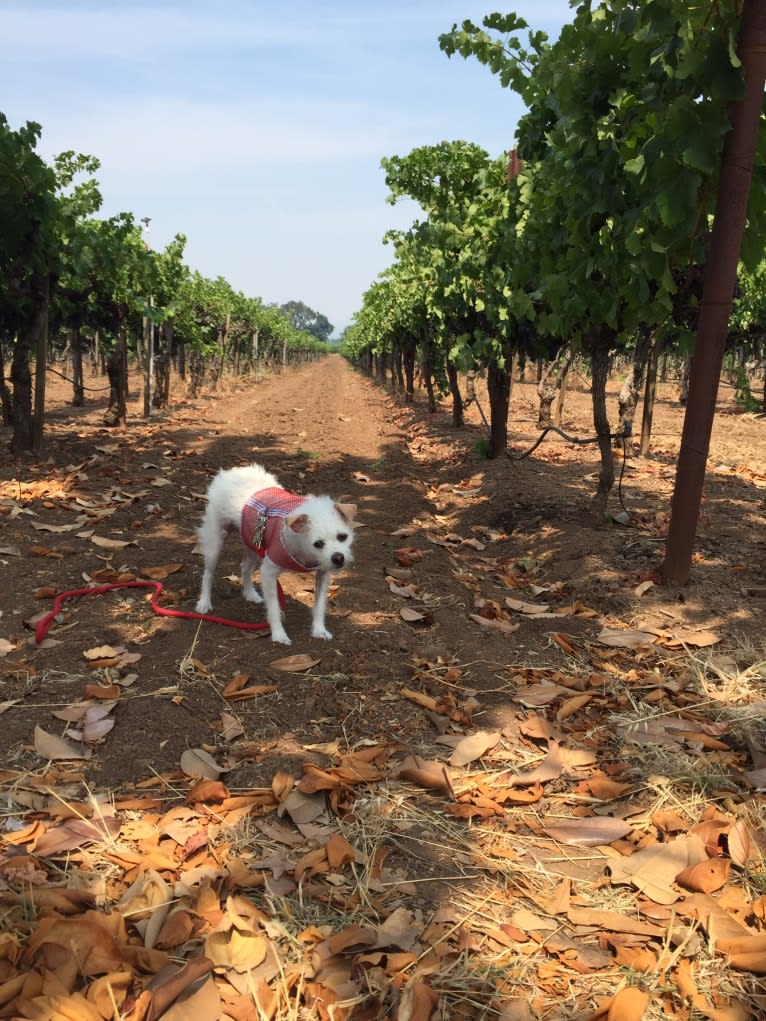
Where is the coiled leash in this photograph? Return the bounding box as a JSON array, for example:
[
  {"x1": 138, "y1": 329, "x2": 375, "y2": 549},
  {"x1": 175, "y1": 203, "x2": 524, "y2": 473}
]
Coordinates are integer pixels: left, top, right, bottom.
[{"x1": 34, "y1": 579, "x2": 286, "y2": 645}]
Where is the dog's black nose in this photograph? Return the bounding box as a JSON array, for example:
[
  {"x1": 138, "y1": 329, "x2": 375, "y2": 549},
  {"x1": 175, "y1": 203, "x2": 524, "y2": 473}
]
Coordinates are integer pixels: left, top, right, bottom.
[{"x1": 331, "y1": 553, "x2": 345, "y2": 567}]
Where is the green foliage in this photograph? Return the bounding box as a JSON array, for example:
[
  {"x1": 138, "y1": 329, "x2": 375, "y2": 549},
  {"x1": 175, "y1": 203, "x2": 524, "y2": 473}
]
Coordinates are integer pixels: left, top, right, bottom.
[
  {"x1": 730, "y1": 364, "x2": 761, "y2": 412},
  {"x1": 279, "y1": 300, "x2": 334, "y2": 342},
  {"x1": 348, "y1": 1, "x2": 759, "y2": 377},
  {"x1": 0, "y1": 115, "x2": 58, "y2": 312},
  {"x1": 731, "y1": 258, "x2": 766, "y2": 347}
]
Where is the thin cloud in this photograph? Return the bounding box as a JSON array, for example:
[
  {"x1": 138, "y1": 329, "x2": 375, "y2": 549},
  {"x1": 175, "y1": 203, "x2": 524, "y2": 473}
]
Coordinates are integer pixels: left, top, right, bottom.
[{"x1": 2, "y1": 0, "x2": 572, "y2": 329}]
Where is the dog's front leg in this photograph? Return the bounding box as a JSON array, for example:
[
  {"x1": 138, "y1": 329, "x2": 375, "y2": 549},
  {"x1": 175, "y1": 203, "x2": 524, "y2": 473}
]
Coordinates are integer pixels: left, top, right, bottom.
[
  {"x1": 260, "y1": 558, "x2": 290, "y2": 644},
  {"x1": 310, "y1": 570, "x2": 333, "y2": 640}
]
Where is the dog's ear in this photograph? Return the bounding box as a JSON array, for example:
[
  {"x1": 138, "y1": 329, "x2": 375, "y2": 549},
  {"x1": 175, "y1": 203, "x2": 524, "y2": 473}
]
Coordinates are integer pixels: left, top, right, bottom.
[
  {"x1": 335, "y1": 503, "x2": 357, "y2": 524},
  {"x1": 287, "y1": 513, "x2": 310, "y2": 533}
]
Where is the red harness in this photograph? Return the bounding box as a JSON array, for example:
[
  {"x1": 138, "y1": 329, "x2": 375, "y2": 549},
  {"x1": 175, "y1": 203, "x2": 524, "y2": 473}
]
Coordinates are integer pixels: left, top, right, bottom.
[{"x1": 240, "y1": 487, "x2": 318, "y2": 572}]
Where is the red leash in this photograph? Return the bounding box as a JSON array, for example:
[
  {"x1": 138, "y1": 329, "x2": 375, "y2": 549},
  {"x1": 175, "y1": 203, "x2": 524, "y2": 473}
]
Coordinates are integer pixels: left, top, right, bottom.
[{"x1": 34, "y1": 580, "x2": 285, "y2": 645}]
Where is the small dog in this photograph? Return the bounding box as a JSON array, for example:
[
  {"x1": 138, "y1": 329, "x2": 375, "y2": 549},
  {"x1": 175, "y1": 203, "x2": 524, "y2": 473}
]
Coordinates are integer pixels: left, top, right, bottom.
[{"x1": 195, "y1": 463, "x2": 355, "y2": 644}]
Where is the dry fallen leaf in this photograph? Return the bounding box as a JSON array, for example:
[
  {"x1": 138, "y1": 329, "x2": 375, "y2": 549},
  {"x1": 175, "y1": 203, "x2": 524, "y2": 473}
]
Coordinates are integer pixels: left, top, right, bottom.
[
  {"x1": 396, "y1": 755, "x2": 453, "y2": 795},
  {"x1": 606, "y1": 985, "x2": 650, "y2": 1020},
  {"x1": 90, "y1": 535, "x2": 134, "y2": 549},
  {"x1": 675, "y1": 858, "x2": 731, "y2": 894},
  {"x1": 270, "y1": 654, "x2": 321, "y2": 672},
  {"x1": 35, "y1": 816, "x2": 122, "y2": 856},
  {"x1": 83, "y1": 644, "x2": 123, "y2": 660},
  {"x1": 140, "y1": 563, "x2": 185, "y2": 579},
  {"x1": 469, "y1": 613, "x2": 520, "y2": 634},
  {"x1": 543, "y1": 816, "x2": 633, "y2": 847},
  {"x1": 180, "y1": 748, "x2": 224, "y2": 780},
  {"x1": 608, "y1": 833, "x2": 708, "y2": 904},
  {"x1": 34, "y1": 725, "x2": 92, "y2": 761},
  {"x1": 443, "y1": 730, "x2": 501, "y2": 767},
  {"x1": 597, "y1": 627, "x2": 657, "y2": 649}
]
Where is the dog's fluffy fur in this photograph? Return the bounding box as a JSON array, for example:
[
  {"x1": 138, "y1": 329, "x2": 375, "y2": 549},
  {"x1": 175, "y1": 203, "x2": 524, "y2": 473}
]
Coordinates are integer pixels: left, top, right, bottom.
[{"x1": 195, "y1": 463, "x2": 355, "y2": 644}]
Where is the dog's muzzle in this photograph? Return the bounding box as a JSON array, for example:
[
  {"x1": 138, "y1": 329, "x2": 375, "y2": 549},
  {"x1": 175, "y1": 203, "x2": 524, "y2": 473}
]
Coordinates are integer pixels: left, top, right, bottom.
[{"x1": 332, "y1": 553, "x2": 346, "y2": 568}]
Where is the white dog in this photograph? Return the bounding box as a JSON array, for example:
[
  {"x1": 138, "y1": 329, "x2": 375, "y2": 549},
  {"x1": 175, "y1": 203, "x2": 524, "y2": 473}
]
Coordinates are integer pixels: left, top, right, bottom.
[{"x1": 195, "y1": 464, "x2": 355, "y2": 644}]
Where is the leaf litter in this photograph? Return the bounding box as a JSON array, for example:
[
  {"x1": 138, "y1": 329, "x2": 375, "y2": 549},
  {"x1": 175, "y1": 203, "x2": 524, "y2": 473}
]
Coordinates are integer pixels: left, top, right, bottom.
[
  {"x1": 3, "y1": 638, "x2": 765, "y2": 1020},
  {"x1": 1, "y1": 366, "x2": 766, "y2": 1019}
]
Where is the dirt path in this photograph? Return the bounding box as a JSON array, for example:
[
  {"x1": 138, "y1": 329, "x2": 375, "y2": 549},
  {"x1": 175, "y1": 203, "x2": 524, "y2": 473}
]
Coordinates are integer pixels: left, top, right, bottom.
[
  {"x1": 1, "y1": 356, "x2": 765, "y2": 1019},
  {"x1": 1, "y1": 354, "x2": 765, "y2": 789}
]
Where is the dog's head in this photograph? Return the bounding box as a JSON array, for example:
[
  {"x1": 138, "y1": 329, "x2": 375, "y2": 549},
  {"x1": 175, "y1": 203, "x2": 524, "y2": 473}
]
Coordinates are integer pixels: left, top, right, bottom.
[{"x1": 284, "y1": 495, "x2": 356, "y2": 572}]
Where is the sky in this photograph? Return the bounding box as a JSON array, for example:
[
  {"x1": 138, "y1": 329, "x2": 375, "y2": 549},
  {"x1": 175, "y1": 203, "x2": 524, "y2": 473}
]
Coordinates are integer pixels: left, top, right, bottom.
[{"x1": 2, "y1": 1, "x2": 573, "y2": 336}]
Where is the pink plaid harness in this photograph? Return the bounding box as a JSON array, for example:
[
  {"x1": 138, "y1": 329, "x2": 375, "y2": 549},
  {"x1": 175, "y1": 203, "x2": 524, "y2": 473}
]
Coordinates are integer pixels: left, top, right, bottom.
[{"x1": 240, "y1": 486, "x2": 318, "y2": 573}]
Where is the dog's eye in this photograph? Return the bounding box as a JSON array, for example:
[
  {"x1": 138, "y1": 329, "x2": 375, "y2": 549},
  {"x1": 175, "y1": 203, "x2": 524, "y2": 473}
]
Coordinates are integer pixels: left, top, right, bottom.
[
  {"x1": 337, "y1": 533, "x2": 348, "y2": 542},
  {"x1": 313, "y1": 540, "x2": 325, "y2": 550}
]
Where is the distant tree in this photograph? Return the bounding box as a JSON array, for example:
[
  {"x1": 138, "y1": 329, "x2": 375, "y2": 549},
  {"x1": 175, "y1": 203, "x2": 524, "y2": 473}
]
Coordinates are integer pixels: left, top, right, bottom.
[{"x1": 279, "y1": 300, "x2": 333, "y2": 342}]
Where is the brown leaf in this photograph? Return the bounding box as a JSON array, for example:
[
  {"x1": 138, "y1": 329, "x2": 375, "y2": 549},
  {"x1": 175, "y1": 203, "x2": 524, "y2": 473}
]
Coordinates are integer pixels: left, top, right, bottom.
[
  {"x1": 141, "y1": 956, "x2": 214, "y2": 1019},
  {"x1": 469, "y1": 613, "x2": 520, "y2": 634},
  {"x1": 446, "y1": 730, "x2": 501, "y2": 766},
  {"x1": 83, "y1": 644, "x2": 124, "y2": 661},
  {"x1": 35, "y1": 816, "x2": 121, "y2": 856},
  {"x1": 401, "y1": 606, "x2": 431, "y2": 623},
  {"x1": 395, "y1": 547, "x2": 423, "y2": 566},
  {"x1": 25, "y1": 914, "x2": 126, "y2": 975},
  {"x1": 179, "y1": 748, "x2": 223, "y2": 779},
  {"x1": 270, "y1": 654, "x2": 321, "y2": 672},
  {"x1": 219, "y1": 711, "x2": 244, "y2": 742},
  {"x1": 83, "y1": 683, "x2": 121, "y2": 699},
  {"x1": 140, "y1": 563, "x2": 184, "y2": 579},
  {"x1": 550, "y1": 632, "x2": 578, "y2": 654},
  {"x1": 397, "y1": 755, "x2": 453, "y2": 795},
  {"x1": 398, "y1": 981, "x2": 440, "y2": 1021},
  {"x1": 326, "y1": 924, "x2": 377, "y2": 954},
  {"x1": 557, "y1": 692, "x2": 594, "y2": 720},
  {"x1": 543, "y1": 816, "x2": 633, "y2": 847},
  {"x1": 186, "y1": 779, "x2": 229, "y2": 803},
  {"x1": 676, "y1": 858, "x2": 730, "y2": 894},
  {"x1": 606, "y1": 986, "x2": 650, "y2": 1020},
  {"x1": 205, "y1": 927, "x2": 267, "y2": 972},
  {"x1": 608, "y1": 833, "x2": 708, "y2": 904},
  {"x1": 716, "y1": 934, "x2": 766, "y2": 973},
  {"x1": 727, "y1": 819, "x2": 761, "y2": 866},
  {"x1": 582, "y1": 779, "x2": 634, "y2": 801},
  {"x1": 223, "y1": 683, "x2": 278, "y2": 701},
  {"x1": 503, "y1": 741, "x2": 564, "y2": 787},
  {"x1": 663, "y1": 629, "x2": 721, "y2": 649},
  {"x1": 154, "y1": 909, "x2": 196, "y2": 950},
  {"x1": 222, "y1": 672, "x2": 251, "y2": 695},
  {"x1": 34, "y1": 725, "x2": 92, "y2": 761},
  {"x1": 597, "y1": 627, "x2": 657, "y2": 649},
  {"x1": 90, "y1": 535, "x2": 134, "y2": 549},
  {"x1": 325, "y1": 833, "x2": 357, "y2": 871},
  {"x1": 85, "y1": 971, "x2": 132, "y2": 1017}
]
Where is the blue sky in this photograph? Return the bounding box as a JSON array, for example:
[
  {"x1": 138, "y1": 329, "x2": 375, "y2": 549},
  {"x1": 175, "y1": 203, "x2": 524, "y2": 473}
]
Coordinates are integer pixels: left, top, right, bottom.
[{"x1": 2, "y1": 1, "x2": 573, "y2": 335}]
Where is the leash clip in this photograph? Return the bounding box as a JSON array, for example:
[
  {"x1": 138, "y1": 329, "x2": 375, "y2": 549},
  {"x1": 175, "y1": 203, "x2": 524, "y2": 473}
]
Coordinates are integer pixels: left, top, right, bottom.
[{"x1": 251, "y1": 513, "x2": 268, "y2": 552}]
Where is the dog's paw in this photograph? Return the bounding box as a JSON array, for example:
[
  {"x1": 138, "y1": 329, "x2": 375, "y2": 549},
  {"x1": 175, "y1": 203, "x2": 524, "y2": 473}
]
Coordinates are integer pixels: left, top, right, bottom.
[
  {"x1": 196, "y1": 598, "x2": 212, "y2": 614},
  {"x1": 311, "y1": 625, "x2": 333, "y2": 641},
  {"x1": 271, "y1": 630, "x2": 291, "y2": 645},
  {"x1": 243, "y1": 588, "x2": 263, "y2": 604}
]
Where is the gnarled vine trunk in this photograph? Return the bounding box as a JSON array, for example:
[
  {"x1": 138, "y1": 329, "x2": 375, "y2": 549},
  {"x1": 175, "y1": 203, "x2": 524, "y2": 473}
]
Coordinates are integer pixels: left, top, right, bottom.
[
  {"x1": 537, "y1": 344, "x2": 573, "y2": 427},
  {"x1": 617, "y1": 326, "x2": 652, "y2": 438},
  {"x1": 446, "y1": 358, "x2": 464, "y2": 427},
  {"x1": 487, "y1": 348, "x2": 513, "y2": 459},
  {"x1": 588, "y1": 335, "x2": 615, "y2": 521},
  {"x1": 104, "y1": 321, "x2": 128, "y2": 427},
  {"x1": 9, "y1": 275, "x2": 48, "y2": 454}
]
